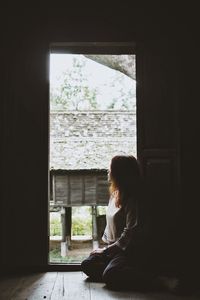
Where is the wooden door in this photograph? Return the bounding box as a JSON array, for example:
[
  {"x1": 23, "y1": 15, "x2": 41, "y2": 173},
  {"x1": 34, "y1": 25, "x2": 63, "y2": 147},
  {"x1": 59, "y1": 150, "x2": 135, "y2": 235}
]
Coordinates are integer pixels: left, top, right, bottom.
[{"x1": 136, "y1": 39, "x2": 181, "y2": 250}]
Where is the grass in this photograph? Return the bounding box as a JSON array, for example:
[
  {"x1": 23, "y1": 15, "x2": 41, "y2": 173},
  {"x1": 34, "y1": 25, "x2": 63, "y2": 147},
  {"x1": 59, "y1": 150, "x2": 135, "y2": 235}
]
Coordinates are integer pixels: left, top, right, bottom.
[{"x1": 49, "y1": 247, "x2": 90, "y2": 263}]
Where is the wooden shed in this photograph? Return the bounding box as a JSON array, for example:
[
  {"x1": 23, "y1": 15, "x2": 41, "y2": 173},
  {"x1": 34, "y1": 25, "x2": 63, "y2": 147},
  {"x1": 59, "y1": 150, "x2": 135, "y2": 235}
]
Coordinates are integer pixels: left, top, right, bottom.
[{"x1": 50, "y1": 169, "x2": 109, "y2": 207}]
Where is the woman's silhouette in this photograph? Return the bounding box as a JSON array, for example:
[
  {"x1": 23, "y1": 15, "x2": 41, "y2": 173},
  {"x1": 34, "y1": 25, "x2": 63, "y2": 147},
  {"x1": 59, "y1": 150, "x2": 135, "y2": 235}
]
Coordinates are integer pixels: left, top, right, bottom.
[{"x1": 81, "y1": 155, "x2": 156, "y2": 290}]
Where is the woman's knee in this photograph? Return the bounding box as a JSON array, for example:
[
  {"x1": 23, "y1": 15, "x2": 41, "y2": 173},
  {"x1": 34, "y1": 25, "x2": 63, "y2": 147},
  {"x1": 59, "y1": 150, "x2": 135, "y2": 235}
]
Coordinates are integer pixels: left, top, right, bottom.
[
  {"x1": 102, "y1": 266, "x2": 120, "y2": 286},
  {"x1": 102, "y1": 255, "x2": 126, "y2": 286},
  {"x1": 81, "y1": 254, "x2": 106, "y2": 278},
  {"x1": 81, "y1": 258, "x2": 93, "y2": 276}
]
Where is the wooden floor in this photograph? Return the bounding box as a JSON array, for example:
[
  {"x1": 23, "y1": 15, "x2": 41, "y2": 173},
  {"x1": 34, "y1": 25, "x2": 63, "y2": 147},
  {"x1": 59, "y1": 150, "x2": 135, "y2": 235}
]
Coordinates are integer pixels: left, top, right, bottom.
[{"x1": 0, "y1": 272, "x2": 199, "y2": 300}]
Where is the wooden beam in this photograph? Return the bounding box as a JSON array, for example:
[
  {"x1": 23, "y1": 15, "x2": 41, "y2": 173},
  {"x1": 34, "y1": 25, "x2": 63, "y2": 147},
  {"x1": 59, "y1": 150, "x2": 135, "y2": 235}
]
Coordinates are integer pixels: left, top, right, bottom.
[{"x1": 92, "y1": 206, "x2": 98, "y2": 242}]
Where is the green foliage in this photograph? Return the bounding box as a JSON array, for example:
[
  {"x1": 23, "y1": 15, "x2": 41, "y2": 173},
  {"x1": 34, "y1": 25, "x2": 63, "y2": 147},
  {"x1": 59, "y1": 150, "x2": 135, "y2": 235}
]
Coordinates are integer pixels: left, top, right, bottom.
[
  {"x1": 49, "y1": 247, "x2": 89, "y2": 263},
  {"x1": 51, "y1": 57, "x2": 98, "y2": 111},
  {"x1": 107, "y1": 72, "x2": 135, "y2": 110},
  {"x1": 71, "y1": 206, "x2": 92, "y2": 235},
  {"x1": 50, "y1": 207, "x2": 92, "y2": 237},
  {"x1": 50, "y1": 218, "x2": 61, "y2": 236},
  {"x1": 72, "y1": 216, "x2": 92, "y2": 235},
  {"x1": 50, "y1": 54, "x2": 136, "y2": 111},
  {"x1": 97, "y1": 206, "x2": 107, "y2": 215}
]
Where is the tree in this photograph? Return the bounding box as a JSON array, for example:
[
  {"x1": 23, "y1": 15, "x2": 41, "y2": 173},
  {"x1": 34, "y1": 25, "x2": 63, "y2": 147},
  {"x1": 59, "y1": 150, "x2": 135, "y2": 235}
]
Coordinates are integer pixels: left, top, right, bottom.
[
  {"x1": 50, "y1": 54, "x2": 136, "y2": 111},
  {"x1": 50, "y1": 57, "x2": 98, "y2": 110},
  {"x1": 106, "y1": 71, "x2": 136, "y2": 110}
]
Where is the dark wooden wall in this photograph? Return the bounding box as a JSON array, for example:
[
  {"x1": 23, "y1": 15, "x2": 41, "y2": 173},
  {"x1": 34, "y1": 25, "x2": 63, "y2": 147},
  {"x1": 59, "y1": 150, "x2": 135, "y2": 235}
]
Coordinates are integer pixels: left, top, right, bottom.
[{"x1": 1, "y1": 5, "x2": 200, "y2": 274}]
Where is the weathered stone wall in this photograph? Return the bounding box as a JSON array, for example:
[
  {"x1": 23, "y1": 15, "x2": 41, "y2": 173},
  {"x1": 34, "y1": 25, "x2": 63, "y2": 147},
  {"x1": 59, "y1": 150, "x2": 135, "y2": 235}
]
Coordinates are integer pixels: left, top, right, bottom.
[{"x1": 50, "y1": 111, "x2": 136, "y2": 170}]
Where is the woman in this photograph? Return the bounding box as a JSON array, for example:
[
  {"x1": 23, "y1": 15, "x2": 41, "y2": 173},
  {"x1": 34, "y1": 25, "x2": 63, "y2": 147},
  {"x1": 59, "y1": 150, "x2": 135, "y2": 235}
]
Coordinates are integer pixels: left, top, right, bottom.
[{"x1": 81, "y1": 155, "x2": 153, "y2": 290}]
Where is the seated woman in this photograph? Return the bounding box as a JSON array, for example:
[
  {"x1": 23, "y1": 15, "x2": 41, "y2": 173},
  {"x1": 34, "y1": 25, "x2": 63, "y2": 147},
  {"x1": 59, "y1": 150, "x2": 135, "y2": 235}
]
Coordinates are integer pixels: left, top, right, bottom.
[{"x1": 81, "y1": 155, "x2": 159, "y2": 291}]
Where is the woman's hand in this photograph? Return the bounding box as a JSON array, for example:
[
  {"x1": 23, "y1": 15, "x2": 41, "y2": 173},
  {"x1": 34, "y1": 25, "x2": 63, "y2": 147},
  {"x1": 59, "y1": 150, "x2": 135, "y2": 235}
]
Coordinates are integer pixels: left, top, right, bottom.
[
  {"x1": 90, "y1": 247, "x2": 105, "y2": 255},
  {"x1": 90, "y1": 244, "x2": 121, "y2": 256}
]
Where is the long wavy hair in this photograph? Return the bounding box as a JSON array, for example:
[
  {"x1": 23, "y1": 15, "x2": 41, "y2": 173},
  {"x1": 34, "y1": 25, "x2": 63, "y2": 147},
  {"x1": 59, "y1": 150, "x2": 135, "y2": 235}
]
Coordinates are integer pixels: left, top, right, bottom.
[{"x1": 108, "y1": 155, "x2": 141, "y2": 207}]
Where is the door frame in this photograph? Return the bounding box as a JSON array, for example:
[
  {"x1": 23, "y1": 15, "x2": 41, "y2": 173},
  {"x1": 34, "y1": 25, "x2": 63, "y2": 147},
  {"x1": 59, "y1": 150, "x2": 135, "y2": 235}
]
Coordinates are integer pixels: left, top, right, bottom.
[{"x1": 48, "y1": 42, "x2": 137, "y2": 270}]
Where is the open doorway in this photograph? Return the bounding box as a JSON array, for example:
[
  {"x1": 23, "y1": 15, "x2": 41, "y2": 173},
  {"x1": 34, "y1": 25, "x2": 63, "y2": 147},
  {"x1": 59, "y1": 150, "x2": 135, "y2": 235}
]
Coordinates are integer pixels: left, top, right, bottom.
[{"x1": 49, "y1": 45, "x2": 136, "y2": 264}]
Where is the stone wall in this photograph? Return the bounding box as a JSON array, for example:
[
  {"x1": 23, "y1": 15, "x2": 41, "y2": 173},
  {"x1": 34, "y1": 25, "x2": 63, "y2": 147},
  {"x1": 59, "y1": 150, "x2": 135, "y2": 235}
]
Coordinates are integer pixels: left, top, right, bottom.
[{"x1": 50, "y1": 111, "x2": 136, "y2": 170}]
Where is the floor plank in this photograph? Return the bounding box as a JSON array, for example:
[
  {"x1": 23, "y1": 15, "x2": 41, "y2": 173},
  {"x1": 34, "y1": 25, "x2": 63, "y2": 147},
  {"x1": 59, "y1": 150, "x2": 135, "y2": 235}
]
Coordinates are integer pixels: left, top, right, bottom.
[
  {"x1": 62, "y1": 272, "x2": 90, "y2": 300},
  {"x1": 50, "y1": 272, "x2": 64, "y2": 300},
  {"x1": 9, "y1": 272, "x2": 57, "y2": 300},
  {"x1": 89, "y1": 281, "x2": 134, "y2": 299},
  {"x1": 82, "y1": 273, "x2": 200, "y2": 300},
  {"x1": 49, "y1": 272, "x2": 91, "y2": 300},
  {"x1": 0, "y1": 272, "x2": 200, "y2": 300},
  {"x1": 89, "y1": 280, "x2": 182, "y2": 300},
  {"x1": 0, "y1": 275, "x2": 24, "y2": 299}
]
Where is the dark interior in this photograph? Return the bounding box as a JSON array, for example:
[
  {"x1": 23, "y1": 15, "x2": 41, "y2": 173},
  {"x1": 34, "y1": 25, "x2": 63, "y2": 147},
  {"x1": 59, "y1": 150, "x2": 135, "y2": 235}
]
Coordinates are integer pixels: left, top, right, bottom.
[{"x1": 1, "y1": 4, "x2": 200, "y2": 289}]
